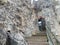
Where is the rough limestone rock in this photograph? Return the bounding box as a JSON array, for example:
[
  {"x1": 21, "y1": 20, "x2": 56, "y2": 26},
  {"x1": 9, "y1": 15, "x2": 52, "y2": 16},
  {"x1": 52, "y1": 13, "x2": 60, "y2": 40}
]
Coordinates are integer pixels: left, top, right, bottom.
[
  {"x1": 0, "y1": 0, "x2": 35, "y2": 36},
  {"x1": 6, "y1": 32, "x2": 28, "y2": 45},
  {"x1": 0, "y1": 0, "x2": 40, "y2": 45},
  {"x1": 0, "y1": 0, "x2": 59, "y2": 45},
  {"x1": 0, "y1": 0, "x2": 31, "y2": 45},
  {"x1": 0, "y1": 0, "x2": 8, "y2": 4},
  {"x1": 0, "y1": 30, "x2": 7, "y2": 45},
  {"x1": 0, "y1": 30, "x2": 28, "y2": 45}
]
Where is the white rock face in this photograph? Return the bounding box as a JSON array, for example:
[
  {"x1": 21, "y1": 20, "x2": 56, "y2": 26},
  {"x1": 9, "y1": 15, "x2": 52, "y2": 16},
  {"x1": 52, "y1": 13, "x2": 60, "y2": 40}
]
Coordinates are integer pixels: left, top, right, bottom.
[
  {"x1": 1, "y1": 0, "x2": 60, "y2": 45},
  {"x1": 0, "y1": 0, "x2": 40, "y2": 44},
  {"x1": 0, "y1": 0, "x2": 31, "y2": 45},
  {"x1": 9, "y1": 32, "x2": 28, "y2": 45},
  {"x1": 0, "y1": 0, "x2": 8, "y2": 4}
]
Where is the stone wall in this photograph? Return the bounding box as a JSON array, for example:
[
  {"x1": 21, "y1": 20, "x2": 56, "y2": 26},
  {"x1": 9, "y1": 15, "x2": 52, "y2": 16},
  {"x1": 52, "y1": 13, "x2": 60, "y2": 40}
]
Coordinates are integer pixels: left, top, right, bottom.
[
  {"x1": 0, "y1": 0, "x2": 59, "y2": 45},
  {"x1": 0, "y1": 1, "x2": 40, "y2": 45},
  {"x1": 0, "y1": 0, "x2": 33, "y2": 45}
]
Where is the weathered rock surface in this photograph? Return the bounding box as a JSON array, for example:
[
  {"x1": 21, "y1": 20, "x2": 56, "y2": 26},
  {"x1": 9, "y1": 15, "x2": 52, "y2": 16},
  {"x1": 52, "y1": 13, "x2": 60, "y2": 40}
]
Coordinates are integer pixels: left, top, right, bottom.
[
  {"x1": 0, "y1": 30, "x2": 7, "y2": 45},
  {"x1": 6, "y1": 32, "x2": 28, "y2": 45},
  {"x1": 0, "y1": 0, "x2": 32, "y2": 45},
  {"x1": 0, "y1": 0, "x2": 41, "y2": 45},
  {"x1": 1, "y1": 0, "x2": 60, "y2": 45}
]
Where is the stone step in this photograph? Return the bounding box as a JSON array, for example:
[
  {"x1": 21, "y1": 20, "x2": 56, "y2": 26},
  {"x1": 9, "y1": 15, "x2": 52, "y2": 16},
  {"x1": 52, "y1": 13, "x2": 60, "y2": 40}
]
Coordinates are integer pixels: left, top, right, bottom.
[
  {"x1": 26, "y1": 31, "x2": 48, "y2": 45},
  {"x1": 26, "y1": 36, "x2": 48, "y2": 45},
  {"x1": 26, "y1": 36, "x2": 47, "y2": 42},
  {"x1": 32, "y1": 31, "x2": 47, "y2": 36},
  {"x1": 28, "y1": 42, "x2": 49, "y2": 45}
]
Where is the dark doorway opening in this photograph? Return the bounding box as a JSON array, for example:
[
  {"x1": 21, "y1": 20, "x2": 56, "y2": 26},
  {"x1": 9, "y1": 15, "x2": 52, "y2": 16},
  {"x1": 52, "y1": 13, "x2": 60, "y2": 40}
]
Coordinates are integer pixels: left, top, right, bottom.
[{"x1": 38, "y1": 16, "x2": 46, "y2": 31}]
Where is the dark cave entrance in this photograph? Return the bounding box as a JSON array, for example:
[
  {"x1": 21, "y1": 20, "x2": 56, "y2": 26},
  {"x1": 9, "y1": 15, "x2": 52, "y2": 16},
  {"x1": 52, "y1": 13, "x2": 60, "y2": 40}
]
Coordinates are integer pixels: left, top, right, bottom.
[{"x1": 38, "y1": 16, "x2": 46, "y2": 31}]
